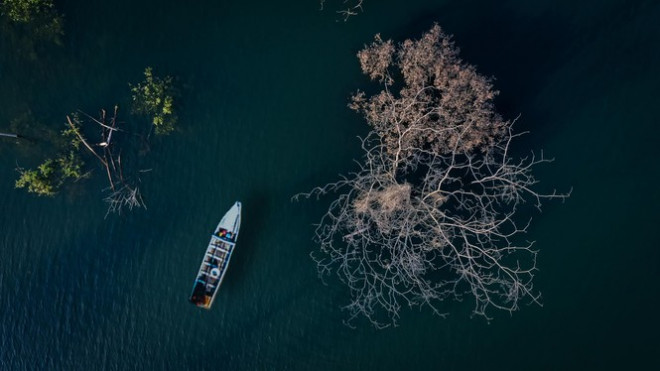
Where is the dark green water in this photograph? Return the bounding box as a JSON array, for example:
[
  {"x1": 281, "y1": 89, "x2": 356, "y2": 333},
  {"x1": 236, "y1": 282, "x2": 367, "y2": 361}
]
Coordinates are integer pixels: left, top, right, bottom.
[{"x1": 1, "y1": 0, "x2": 659, "y2": 369}]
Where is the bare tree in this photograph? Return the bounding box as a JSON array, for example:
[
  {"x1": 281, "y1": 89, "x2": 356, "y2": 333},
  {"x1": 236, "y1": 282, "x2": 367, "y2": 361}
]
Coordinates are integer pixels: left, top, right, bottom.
[
  {"x1": 296, "y1": 25, "x2": 569, "y2": 327},
  {"x1": 320, "y1": 0, "x2": 364, "y2": 21},
  {"x1": 66, "y1": 107, "x2": 146, "y2": 216}
]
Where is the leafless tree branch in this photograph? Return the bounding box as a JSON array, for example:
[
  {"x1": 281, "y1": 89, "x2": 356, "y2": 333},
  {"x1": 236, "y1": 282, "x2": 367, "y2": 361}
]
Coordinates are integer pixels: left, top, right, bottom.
[
  {"x1": 296, "y1": 24, "x2": 569, "y2": 327},
  {"x1": 68, "y1": 107, "x2": 146, "y2": 216},
  {"x1": 320, "y1": 0, "x2": 364, "y2": 21}
]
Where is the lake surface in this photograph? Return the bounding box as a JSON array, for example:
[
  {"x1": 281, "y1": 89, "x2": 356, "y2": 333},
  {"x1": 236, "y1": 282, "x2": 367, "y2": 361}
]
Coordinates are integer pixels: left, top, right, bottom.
[{"x1": 1, "y1": 0, "x2": 659, "y2": 369}]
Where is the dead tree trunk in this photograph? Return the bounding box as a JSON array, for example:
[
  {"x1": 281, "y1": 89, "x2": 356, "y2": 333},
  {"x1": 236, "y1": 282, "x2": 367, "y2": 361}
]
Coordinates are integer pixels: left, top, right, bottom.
[{"x1": 66, "y1": 107, "x2": 145, "y2": 216}]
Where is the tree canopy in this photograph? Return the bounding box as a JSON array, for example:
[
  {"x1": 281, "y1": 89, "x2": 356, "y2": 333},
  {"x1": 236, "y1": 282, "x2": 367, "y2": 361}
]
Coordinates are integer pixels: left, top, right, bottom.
[
  {"x1": 130, "y1": 67, "x2": 178, "y2": 135},
  {"x1": 0, "y1": 0, "x2": 63, "y2": 47}
]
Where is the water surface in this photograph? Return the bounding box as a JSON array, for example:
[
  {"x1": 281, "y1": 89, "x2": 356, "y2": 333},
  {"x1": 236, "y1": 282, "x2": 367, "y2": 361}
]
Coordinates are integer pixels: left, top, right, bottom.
[{"x1": 1, "y1": 0, "x2": 659, "y2": 369}]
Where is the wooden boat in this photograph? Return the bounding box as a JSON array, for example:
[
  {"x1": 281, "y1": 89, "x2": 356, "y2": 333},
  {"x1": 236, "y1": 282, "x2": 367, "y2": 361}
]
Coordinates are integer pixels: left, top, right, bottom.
[{"x1": 189, "y1": 201, "x2": 242, "y2": 309}]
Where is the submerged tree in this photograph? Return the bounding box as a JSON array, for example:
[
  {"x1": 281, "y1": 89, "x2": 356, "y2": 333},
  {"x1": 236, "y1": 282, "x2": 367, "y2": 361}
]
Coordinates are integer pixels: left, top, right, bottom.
[
  {"x1": 1, "y1": 0, "x2": 53, "y2": 22},
  {"x1": 319, "y1": 0, "x2": 364, "y2": 21},
  {"x1": 130, "y1": 67, "x2": 177, "y2": 135},
  {"x1": 15, "y1": 122, "x2": 85, "y2": 196},
  {"x1": 65, "y1": 108, "x2": 146, "y2": 216},
  {"x1": 15, "y1": 158, "x2": 58, "y2": 196},
  {"x1": 10, "y1": 68, "x2": 179, "y2": 215},
  {"x1": 296, "y1": 25, "x2": 569, "y2": 327},
  {"x1": 14, "y1": 108, "x2": 146, "y2": 215},
  {"x1": 0, "y1": 0, "x2": 64, "y2": 47}
]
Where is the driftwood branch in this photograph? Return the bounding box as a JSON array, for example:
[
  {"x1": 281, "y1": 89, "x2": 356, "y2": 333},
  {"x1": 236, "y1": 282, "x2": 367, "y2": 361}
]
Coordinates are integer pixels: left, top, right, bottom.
[
  {"x1": 66, "y1": 114, "x2": 115, "y2": 191},
  {"x1": 336, "y1": 0, "x2": 363, "y2": 21},
  {"x1": 68, "y1": 109, "x2": 145, "y2": 215},
  {"x1": 66, "y1": 115, "x2": 106, "y2": 166},
  {"x1": 77, "y1": 108, "x2": 122, "y2": 132}
]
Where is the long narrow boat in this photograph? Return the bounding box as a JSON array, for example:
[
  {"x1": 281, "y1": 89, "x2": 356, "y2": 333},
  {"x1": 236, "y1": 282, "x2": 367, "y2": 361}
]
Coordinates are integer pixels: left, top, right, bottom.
[{"x1": 189, "y1": 201, "x2": 242, "y2": 309}]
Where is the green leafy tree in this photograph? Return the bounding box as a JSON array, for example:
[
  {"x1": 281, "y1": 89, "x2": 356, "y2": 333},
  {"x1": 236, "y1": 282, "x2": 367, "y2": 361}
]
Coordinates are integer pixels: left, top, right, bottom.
[
  {"x1": 15, "y1": 158, "x2": 57, "y2": 196},
  {"x1": 56, "y1": 117, "x2": 84, "y2": 180},
  {"x1": 14, "y1": 118, "x2": 86, "y2": 196},
  {"x1": 0, "y1": 0, "x2": 63, "y2": 40},
  {"x1": 15, "y1": 151, "x2": 83, "y2": 196},
  {"x1": 15, "y1": 150, "x2": 85, "y2": 196},
  {"x1": 60, "y1": 118, "x2": 81, "y2": 149},
  {"x1": 57, "y1": 150, "x2": 83, "y2": 179},
  {"x1": 130, "y1": 67, "x2": 177, "y2": 135},
  {"x1": 1, "y1": 0, "x2": 51, "y2": 23},
  {"x1": 0, "y1": 0, "x2": 63, "y2": 62}
]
